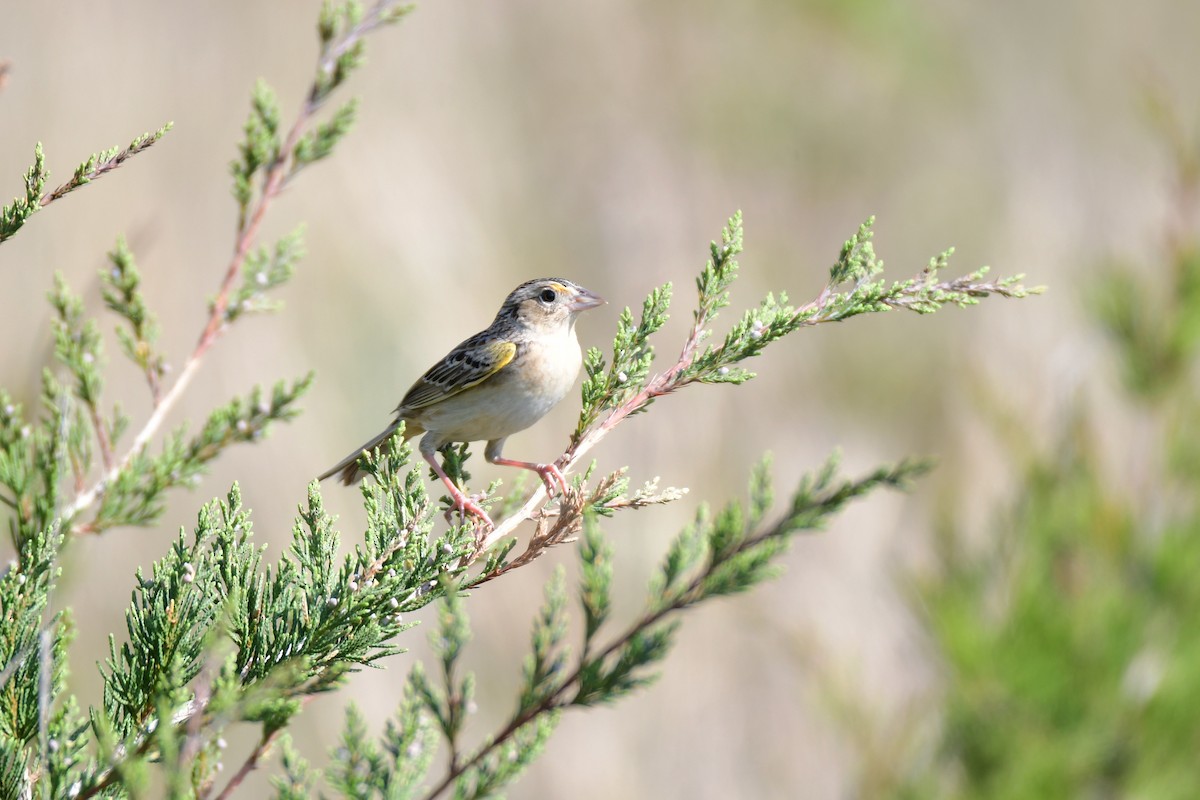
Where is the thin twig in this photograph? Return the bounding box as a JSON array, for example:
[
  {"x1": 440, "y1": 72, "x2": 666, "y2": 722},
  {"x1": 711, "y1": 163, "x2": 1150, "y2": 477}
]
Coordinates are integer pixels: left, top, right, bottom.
[
  {"x1": 145, "y1": 355, "x2": 164, "y2": 408},
  {"x1": 37, "y1": 630, "x2": 52, "y2": 800},
  {"x1": 64, "y1": 354, "x2": 204, "y2": 524},
  {"x1": 178, "y1": 668, "x2": 217, "y2": 784},
  {"x1": 213, "y1": 728, "x2": 283, "y2": 800},
  {"x1": 84, "y1": 403, "x2": 115, "y2": 472},
  {"x1": 38, "y1": 132, "x2": 170, "y2": 209}
]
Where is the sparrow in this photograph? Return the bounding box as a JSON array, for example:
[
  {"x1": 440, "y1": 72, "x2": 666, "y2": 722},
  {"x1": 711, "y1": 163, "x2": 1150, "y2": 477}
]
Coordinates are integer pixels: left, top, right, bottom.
[{"x1": 319, "y1": 278, "x2": 605, "y2": 528}]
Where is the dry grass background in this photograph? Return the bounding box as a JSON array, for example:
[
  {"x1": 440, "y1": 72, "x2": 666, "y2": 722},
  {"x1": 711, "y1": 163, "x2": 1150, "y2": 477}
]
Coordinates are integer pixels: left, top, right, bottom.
[{"x1": 2, "y1": 1, "x2": 1198, "y2": 796}]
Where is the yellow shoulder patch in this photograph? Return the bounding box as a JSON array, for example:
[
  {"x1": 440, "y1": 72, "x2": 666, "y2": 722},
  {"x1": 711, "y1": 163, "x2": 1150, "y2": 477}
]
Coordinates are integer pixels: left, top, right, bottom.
[{"x1": 460, "y1": 340, "x2": 516, "y2": 389}]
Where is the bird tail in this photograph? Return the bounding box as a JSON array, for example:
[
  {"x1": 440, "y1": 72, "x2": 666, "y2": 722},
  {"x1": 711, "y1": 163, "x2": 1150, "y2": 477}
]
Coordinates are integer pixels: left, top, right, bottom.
[{"x1": 317, "y1": 421, "x2": 421, "y2": 485}]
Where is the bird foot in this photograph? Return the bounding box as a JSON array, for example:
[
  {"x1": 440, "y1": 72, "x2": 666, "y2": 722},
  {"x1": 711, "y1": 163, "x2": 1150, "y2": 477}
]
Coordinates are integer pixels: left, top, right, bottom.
[
  {"x1": 533, "y1": 462, "x2": 568, "y2": 496},
  {"x1": 441, "y1": 489, "x2": 494, "y2": 530}
]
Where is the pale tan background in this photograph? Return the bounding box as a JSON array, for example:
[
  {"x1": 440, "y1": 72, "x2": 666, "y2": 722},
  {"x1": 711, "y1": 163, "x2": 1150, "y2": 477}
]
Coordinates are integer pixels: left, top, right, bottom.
[{"x1": 1, "y1": 1, "x2": 1196, "y2": 796}]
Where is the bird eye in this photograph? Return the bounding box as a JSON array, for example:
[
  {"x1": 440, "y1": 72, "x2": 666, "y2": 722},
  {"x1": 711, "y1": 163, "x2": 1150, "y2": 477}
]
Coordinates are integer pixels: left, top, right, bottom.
[{"x1": 539, "y1": 288, "x2": 557, "y2": 303}]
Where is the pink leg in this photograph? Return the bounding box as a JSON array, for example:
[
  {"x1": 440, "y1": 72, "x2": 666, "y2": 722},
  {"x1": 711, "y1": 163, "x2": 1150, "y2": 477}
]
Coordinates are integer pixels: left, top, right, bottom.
[
  {"x1": 423, "y1": 451, "x2": 494, "y2": 529},
  {"x1": 489, "y1": 456, "x2": 569, "y2": 496}
]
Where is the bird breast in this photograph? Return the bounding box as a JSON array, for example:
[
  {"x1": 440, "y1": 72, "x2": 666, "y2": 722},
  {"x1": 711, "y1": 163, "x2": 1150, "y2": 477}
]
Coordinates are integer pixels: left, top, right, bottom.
[{"x1": 407, "y1": 327, "x2": 582, "y2": 445}]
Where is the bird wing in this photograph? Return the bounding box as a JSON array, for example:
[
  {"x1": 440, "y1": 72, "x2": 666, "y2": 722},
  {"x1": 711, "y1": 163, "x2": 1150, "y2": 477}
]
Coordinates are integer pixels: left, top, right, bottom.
[{"x1": 397, "y1": 334, "x2": 517, "y2": 411}]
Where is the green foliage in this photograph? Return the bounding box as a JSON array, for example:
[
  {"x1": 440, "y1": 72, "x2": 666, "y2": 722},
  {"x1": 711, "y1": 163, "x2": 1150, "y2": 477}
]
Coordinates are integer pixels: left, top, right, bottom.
[
  {"x1": 2, "y1": 374, "x2": 76, "y2": 545},
  {"x1": 0, "y1": 526, "x2": 68, "y2": 739},
  {"x1": 87, "y1": 376, "x2": 313, "y2": 534},
  {"x1": 294, "y1": 98, "x2": 359, "y2": 171},
  {"x1": 575, "y1": 282, "x2": 673, "y2": 435},
  {"x1": 223, "y1": 226, "x2": 306, "y2": 323},
  {"x1": 0, "y1": 4, "x2": 420, "y2": 795},
  {"x1": 416, "y1": 585, "x2": 474, "y2": 760},
  {"x1": 299, "y1": 457, "x2": 927, "y2": 800},
  {"x1": 230, "y1": 0, "x2": 411, "y2": 233},
  {"x1": 49, "y1": 273, "x2": 105, "y2": 410},
  {"x1": 450, "y1": 714, "x2": 556, "y2": 800},
  {"x1": 0, "y1": 143, "x2": 46, "y2": 243},
  {"x1": 890, "y1": 116, "x2": 1199, "y2": 800},
  {"x1": 1090, "y1": 244, "x2": 1200, "y2": 399},
  {"x1": 326, "y1": 704, "x2": 386, "y2": 798},
  {"x1": 56, "y1": 125, "x2": 172, "y2": 200},
  {"x1": 578, "y1": 517, "x2": 612, "y2": 645},
  {"x1": 0, "y1": 517, "x2": 76, "y2": 800},
  {"x1": 101, "y1": 524, "x2": 223, "y2": 740},
  {"x1": 310, "y1": 689, "x2": 439, "y2": 800},
  {"x1": 684, "y1": 216, "x2": 1037, "y2": 389},
  {"x1": 574, "y1": 213, "x2": 1036, "y2": 444},
  {"x1": 519, "y1": 569, "x2": 570, "y2": 713},
  {"x1": 231, "y1": 79, "x2": 282, "y2": 225},
  {"x1": 101, "y1": 236, "x2": 167, "y2": 397},
  {"x1": 0, "y1": 125, "x2": 171, "y2": 245},
  {"x1": 821, "y1": 218, "x2": 1037, "y2": 317},
  {"x1": 3, "y1": 263, "x2": 314, "y2": 541},
  {"x1": 904, "y1": 414, "x2": 1200, "y2": 799},
  {"x1": 272, "y1": 734, "x2": 317, "y2": 800},
  {"x1": 69, "y1": 438, "x2": 472, "y2": 796},
  {"x1": 311, "y1": 1, "x2": 413, "y2": 109},
  {"x1": 313, "y1": 1, "x2": 367, "y2": 107}
]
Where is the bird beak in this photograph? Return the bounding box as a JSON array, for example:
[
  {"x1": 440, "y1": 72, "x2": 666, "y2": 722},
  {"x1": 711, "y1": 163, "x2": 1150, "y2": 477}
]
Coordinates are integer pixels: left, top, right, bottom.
[{"x1": 567, "y1": 288, "x2": 606, "y2": 312}]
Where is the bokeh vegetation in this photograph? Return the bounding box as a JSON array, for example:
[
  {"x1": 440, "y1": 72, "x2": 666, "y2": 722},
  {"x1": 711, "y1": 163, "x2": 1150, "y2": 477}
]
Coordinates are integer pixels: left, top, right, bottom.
[{"x1": 854, "y1": 102, "x2": 1200, "y2": 799}]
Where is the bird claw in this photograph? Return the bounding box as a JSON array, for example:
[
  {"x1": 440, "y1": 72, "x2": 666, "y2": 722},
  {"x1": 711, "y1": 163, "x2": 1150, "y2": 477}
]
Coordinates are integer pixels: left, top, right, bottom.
[
  {"x1": 533, "y1": 463, "x2": 569, "y2": 496},
  {"x1": 442, "y1": 491, "x2": 494, "y2": 530}
]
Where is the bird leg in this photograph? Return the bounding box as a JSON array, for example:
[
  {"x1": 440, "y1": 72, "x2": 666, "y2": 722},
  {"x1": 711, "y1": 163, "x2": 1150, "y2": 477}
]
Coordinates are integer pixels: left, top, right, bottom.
[
  {"x1": 484, "y1": 438, "x2": 569, "y2": 496},
  {"x1": 422, "y1": 450, "x2": 494, "y2": 529},
  {"x1": 487, "y1": 455, "x2": 569, "y2": 496}
]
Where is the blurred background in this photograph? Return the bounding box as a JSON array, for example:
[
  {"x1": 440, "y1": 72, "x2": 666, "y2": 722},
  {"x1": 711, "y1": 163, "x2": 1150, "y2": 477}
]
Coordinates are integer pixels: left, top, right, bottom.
[{"x1": 3, "y1": 0, "x2": 1200, "y2": 796}]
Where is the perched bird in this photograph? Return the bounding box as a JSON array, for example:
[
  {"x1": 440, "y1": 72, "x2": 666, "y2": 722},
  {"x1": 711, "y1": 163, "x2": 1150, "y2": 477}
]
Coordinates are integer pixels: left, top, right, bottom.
[{"x1": 319, "y1": 278, "x2": 605, "y2": 528}]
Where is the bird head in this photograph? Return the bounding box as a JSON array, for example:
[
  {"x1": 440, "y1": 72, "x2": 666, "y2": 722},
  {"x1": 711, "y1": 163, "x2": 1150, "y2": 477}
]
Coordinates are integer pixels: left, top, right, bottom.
[{"x1": 500, "y1": 278, "x2": 605, "y2": 332}]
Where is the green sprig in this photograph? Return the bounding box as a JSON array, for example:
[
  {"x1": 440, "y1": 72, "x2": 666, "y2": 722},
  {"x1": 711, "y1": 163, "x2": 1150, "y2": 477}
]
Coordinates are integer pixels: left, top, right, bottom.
[
  {"x1": 86, "y1": 376, "x2": 312, "y2": 532},
  {"x1": 0, "y1": 143, "x2": 47, "y2": 243},
  {"x1": 222, "y1": 226, "x2": 306, "y2": 324},
  {"x1": 101, "y1": 237, "x2": 166, "y2": 396},
  {"x1": 1, "y1": 125, "x2": 170, "y2": 246},
  {"x1": 293, "y1": 98, "x2": 359, "y2": 171},
  {"x1": 49, "y1": 124, "x2": 172, "y2": 205},
  {"x1": 575, "y1": 283, "x2": 672, "y2": 438},
  {"x1": 694, "y1": 210, "x2": 745, "y2": 324},
  {"x1": 231, "y1": 80, "x2": 283, "y2": 227},
  {"x1": 49, "y1": 274, "x2": 105, "y2": 409},
  {"x1": 518, "y1": 568, "x2": 569, "y2": 713},
  {"x1": 579, "y1": 518, "x2": 613, "y2": 646}
]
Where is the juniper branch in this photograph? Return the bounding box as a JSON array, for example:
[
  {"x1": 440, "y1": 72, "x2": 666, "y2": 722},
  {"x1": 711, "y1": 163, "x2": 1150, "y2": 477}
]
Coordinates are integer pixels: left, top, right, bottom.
[
  {"x1": 62, "y1": 0, "x2": 409, "y2": 531},
  {"x1": 474, "y1": 213, "x2": 1035, "y2": 560},
  {"x1": 40, "y1": 126, "x2": 173, "y2": 208},
  {"x1": 0, "y1": 126, "x2": 171, "y2": 245},
  {"x1": 102, "y1": 236, "x2": 167, "y2": 405},
  {"x1": 422, "y1": 458, "x2": 927, "y2": 800}
]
